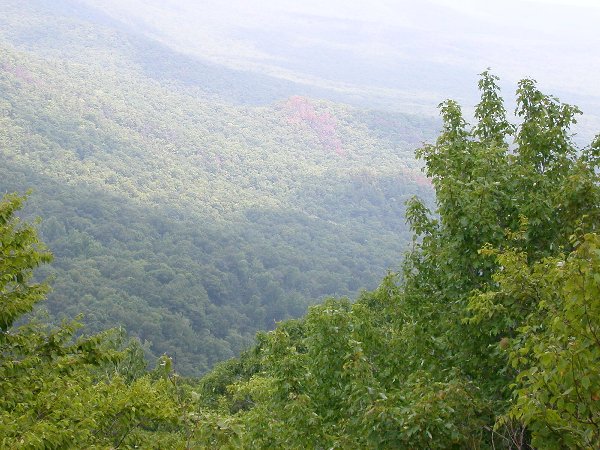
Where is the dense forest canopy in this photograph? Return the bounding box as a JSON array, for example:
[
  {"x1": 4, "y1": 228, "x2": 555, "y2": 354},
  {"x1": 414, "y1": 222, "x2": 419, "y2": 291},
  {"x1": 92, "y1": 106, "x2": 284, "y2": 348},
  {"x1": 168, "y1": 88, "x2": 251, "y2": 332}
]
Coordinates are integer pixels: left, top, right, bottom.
[
  {"x1": 0, "y1": 0, "x2": 436, "y2": 375},
  {"x1": 1, "y1": 73, "x2": 599, "y2": 448},
  {"x1": 2, "y1": 0, "x2": 600, "y2": 447}
]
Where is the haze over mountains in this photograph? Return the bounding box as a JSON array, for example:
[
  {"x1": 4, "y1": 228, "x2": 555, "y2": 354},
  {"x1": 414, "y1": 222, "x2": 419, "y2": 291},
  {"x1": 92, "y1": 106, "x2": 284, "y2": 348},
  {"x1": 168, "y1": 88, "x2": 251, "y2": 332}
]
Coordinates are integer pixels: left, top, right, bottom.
[
  {"x1": 1, "y1": 0, "x2": 598, "y2": 376},
  {"x1": 83, "y1": 0, "x2": 600, "y2": 140}
]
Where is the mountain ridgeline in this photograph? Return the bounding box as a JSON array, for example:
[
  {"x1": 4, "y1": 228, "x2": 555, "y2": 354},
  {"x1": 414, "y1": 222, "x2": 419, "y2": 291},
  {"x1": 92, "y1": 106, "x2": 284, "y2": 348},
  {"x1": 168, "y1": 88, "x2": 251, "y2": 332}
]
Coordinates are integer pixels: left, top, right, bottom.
[{"x1": 0, "y1": 0, "x2": 436, "y2": 375}]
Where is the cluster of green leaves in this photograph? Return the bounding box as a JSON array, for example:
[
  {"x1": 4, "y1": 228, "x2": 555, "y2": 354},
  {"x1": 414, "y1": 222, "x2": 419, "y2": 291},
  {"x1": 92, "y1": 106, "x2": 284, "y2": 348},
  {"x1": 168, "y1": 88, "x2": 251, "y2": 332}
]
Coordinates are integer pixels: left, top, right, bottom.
[
  {"x1": 479, "y1": 233, "x2": 600, "y2": 448},
  {"x1": 0, "y1": 194, "x2": 188, "y2": 448},
  {"x1": 0, "y1": 1, "x2": 435, "y2": 375},
  {"x1": 191, "y1": 73, "x2": 600, "y2": 448},
  {"x1": 190, "y1": 285, "x2": 489, "y2": 448}
]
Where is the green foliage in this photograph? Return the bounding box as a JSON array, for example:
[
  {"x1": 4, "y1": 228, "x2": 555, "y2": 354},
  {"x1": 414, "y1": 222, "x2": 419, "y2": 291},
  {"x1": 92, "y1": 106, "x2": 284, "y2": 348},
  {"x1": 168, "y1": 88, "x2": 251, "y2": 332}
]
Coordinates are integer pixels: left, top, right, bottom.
[
  {"x1": 191, "y1": 72, "x2": 599, "y2": 448},
  {"x1": 0, "y1": 192, "x2": 52, "y2": 331},
  {"x1": 187, "y1": 279, "x2": 489, "y2": 448},
  {"x1": 0, "y1": 193, "x2": 187, "y2": 448},
  {"x1": 3, "y1": 7, "x2": 600, "y2": 442},
  {"x1": 483, "y1": 233, "x2": 600, "y2": 448},
  {"x1": 0, "y1": 2, "x2": 435, "y2": 375}
]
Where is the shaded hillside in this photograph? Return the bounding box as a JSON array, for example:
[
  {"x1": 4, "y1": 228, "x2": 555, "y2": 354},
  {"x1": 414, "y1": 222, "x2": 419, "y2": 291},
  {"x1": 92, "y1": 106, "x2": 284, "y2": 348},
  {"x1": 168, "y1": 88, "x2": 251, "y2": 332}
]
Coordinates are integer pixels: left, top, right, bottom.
[{"x1": 0, "y1": 1, "x2": 436, "y2": 375}]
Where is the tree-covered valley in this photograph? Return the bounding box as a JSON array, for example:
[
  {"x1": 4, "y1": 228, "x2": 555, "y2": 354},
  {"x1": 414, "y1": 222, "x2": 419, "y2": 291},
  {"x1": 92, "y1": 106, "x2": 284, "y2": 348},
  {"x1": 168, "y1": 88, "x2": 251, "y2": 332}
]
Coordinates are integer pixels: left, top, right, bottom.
[
  {"x1": 0, "y1": 0, "x2": 436, "y2": 375},
  {"x1": 1, "y1": 1, "x2": 600, "y2": 448}
]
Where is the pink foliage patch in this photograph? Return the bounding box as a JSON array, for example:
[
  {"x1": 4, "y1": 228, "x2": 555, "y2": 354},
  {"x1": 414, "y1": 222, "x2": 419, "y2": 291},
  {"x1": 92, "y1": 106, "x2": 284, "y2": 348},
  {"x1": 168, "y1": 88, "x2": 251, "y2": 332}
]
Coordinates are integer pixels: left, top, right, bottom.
[
  {"x1": 1, "y1": 63, "x2": 41, "y2": 86},
  {"x1": 401, "y1": 169, "x2": 431, "y2": 187},
  {"x1": 411, "y1": 172, "x2": 432, "y2": 187},
  {"x1": 284, "y1": 96, "x2": 345, "y2": 156}
]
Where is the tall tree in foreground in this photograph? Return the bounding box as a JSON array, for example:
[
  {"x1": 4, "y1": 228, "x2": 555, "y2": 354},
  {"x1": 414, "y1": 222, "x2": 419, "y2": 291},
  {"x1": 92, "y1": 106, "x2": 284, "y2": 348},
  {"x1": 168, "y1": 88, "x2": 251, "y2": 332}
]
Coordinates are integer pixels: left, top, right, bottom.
[
  {"x1": 193, "y1": 72, "x2": 600, "y2": 448},
  {"x1": 406, "y1": 70, "x2": 600, "y2": 447}
]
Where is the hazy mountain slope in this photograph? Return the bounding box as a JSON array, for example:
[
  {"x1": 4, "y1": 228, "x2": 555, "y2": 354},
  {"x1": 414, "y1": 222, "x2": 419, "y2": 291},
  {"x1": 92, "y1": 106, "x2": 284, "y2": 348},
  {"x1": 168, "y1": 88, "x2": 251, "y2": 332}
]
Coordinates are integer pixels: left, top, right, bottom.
[
  {"x1": 80, "y1": 0, "x2": 600, "y2": 141},
  {"x1": 0, "y1": 1, "x2": 436, "y2": 374}
]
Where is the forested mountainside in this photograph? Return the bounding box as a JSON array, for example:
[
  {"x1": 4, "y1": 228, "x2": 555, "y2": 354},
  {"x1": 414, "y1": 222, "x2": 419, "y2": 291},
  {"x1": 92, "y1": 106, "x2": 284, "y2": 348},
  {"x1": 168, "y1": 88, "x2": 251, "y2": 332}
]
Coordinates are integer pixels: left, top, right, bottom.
[
  {"x1": 2, "y1": 74, "x2": 599, "y2": 448},
  {"x1": 0, "y1": 0, "x2": 436, "y2": 375}
]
